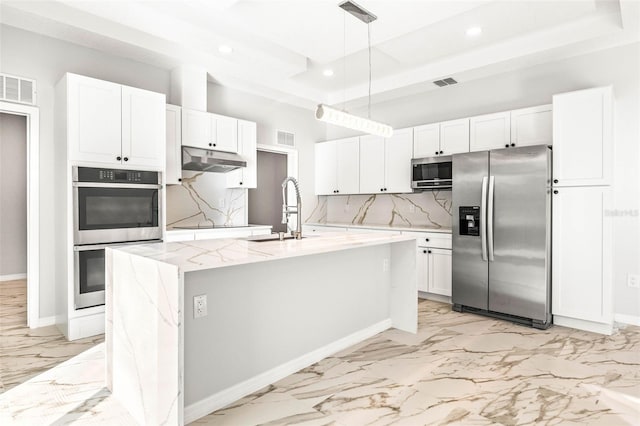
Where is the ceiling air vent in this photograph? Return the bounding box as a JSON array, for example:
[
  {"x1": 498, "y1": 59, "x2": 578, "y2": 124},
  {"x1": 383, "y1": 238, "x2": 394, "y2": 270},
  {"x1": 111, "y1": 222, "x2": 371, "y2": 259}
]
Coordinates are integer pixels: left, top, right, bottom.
[
  {"x1": 277, "y1": 130, "x2": 295, "y2": 147},
  {"x1": 433, "y1": 77, "x2": 458, "y2": 87},
  {"x1": 1, "y1": 73, "x2": 37, "y2": 105}
]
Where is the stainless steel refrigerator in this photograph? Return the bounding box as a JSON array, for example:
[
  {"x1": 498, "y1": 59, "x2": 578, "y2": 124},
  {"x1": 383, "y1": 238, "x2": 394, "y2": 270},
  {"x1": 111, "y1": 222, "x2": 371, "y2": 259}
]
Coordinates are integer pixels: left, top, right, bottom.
[{"x1": 452, "y1": 144, "x2": 552, "y2": 329}]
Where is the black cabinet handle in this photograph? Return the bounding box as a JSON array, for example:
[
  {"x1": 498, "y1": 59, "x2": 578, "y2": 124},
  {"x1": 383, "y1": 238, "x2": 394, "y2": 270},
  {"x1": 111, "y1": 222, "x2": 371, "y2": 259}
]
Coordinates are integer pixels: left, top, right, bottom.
[
  {"x1": 510, "y1": 143, "x2": 515, "y2": 147},
  {"x1": 505, "y1": 144, "x2": 509, "y2": 148},
  {"x1": 239, "y1": 182, "x2": 243, "y2": 185},
  {"x1": 439, "y1": 150, "x2": 443, "y2": 154},
  {"x1": 423, "y1": 250, "x2": 427, "y2": 254},
  {"x1": 380, "y1": 188, "x2": 384, "y2": 192},
  {"x1": 425, "y1": 238, "x2": 429, "y2": 242},
  {"x1": 208, "y1": 143, "x2": 213, "y2": 147},
  {"x1": 213, "y1": 143, "x2": 217, "y2": 147},
  {"x1": 553, "y1": 179, "x2": 558, "y2": 184},
  {"x1": 116, "y1": 156, "x2": 122, "y2": 161},
  {"x1": 428, "y1": 250, "x2": 432, "y2": 254},
  {"x1": 123, "y1": 157, "x2": 129, "y2": 162},
  {"x1": 435, "y1": 151, "x2": 438, "y2": 155},
  {"x1": 336, "y1": 190, "x2": 339, "y2": 193},
  {"x1": 553, "y1": 190, "x2": 559, "y2": 194},
  {"x1": 178, "y1": 178, "x2": 182, "y2": 182}
]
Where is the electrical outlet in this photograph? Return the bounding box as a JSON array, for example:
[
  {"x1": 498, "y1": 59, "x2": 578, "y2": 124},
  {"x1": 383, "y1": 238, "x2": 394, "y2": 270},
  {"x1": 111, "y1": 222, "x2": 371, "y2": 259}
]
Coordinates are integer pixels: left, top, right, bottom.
[
  {"x1": 409, "y1": 204, "x2": 416, "y2": 214},
  {"x1": 219, "y1": 198, "x2": 226, "y2": 209},
  {"x1": 193, "y1": 294, "x2": 207, "y2": 318},
  {"x1": 382, "y1": 258, "x2": 390, "y2": 272},
  {"x1": 344, "y1": 203, "x2": 350, "y2": 212},
  {"x1": 628, "y1": 274, "x2": 640, "y2": 288}
]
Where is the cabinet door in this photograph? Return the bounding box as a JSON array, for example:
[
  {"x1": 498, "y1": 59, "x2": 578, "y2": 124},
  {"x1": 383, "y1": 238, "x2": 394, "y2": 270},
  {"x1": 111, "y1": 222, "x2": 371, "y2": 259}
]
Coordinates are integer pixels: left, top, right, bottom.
[
  {"x1": 384, "y1": 128, "x2": 413, "y2": 193},
  {"x1": 428, "y1": 248, "x2": 452, "y2": 296},
  {"x1": 336, "y1": 137, "x2": 360, "y2": 194},
  {"x1": 413, "y1": 123, "x2": 440, "y2": 158},
  {"x1": 470, "y1": 111, "x2": 511, "y2": 151},
  {"x1": 440, "y1": 118, "x2": 469, "y2": 155},
  {"x1": 553, "y1": 87, "x2": 612, "y2": 186},
  {"x1": 314, "y1": 141, "x2": 337, "y2": 195},
  {"x1": 121, "y1": 86, "x2": 165, "y2": 169},
  {"x1": 67, "y1": 74, "x2": 122, "y2": 164},
  {"x1": 417, "y1": 248, "x2": 429, "y2": 292},
  {"x1": 181, "y1": 109, "x2": 211, "y2": 149},
  {"x1": 552, "y1": 186, "x2": 612, "y2": 325},
  {"x1": 510, "y1": 105, "x2": 552, "y2": 148},
  {"x1": 227, "y1": 120, "x2": 257, "y2": 188},
  {"x1": 165, "y1": 104, "x2": 182, "y2": 185},
  {"x1": 212, "y1": 113, "x2": 238, "y2": 153},
  {"x1": 359, "y1": 135, "x2": 386, "y2": 194}
]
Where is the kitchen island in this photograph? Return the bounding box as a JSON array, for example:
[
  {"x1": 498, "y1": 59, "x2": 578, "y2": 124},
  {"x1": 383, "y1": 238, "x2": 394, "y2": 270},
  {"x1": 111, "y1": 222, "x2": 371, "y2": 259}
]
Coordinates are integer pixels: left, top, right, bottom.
[{"x1": 105, "y1": 232, "x2": 417, "y2": 425}]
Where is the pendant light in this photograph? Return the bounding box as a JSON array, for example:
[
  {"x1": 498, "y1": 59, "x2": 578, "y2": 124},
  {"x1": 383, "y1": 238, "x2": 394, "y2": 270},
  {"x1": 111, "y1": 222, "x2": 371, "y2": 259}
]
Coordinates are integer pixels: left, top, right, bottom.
[{"x1": 315, "y1": 0, "x2": 393, "y2": 138}]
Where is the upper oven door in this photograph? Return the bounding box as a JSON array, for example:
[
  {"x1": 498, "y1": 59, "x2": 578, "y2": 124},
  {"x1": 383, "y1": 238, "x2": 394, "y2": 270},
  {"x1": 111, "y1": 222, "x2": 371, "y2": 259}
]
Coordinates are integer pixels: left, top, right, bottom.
[{"x1": 73, "y1": 183, "x2": 162, "y2": 245}]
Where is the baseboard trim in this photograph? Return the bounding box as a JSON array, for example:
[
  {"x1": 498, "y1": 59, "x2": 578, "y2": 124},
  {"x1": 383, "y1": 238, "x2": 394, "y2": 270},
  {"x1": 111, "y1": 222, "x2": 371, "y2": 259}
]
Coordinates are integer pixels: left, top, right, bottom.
[
  {"x1": 418, "y1": 291, "x2": 451, "y2": 304},
  {"x1": 32, "y1": 315, "x2": 59, "y2": 328},
  {"x1": 0, "y1": 273, "x2": 27, "y2": 281},
  {"x1": 553, "y1": 315, "x2": 613, "y2": 335},
  {"x1": 614, "y1": 313, "x2": 640, "y2": 327},
  {"x1": 184, "y1": 318, "x2": 392, "y2": 424}
]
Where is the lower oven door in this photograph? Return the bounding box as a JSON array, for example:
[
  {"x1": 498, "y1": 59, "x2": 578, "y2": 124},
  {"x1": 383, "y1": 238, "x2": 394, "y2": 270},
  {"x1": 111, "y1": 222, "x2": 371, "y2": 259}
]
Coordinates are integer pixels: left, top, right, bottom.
[{"x1": 74, "y1": 245, "x2": 107, "y2": 310}]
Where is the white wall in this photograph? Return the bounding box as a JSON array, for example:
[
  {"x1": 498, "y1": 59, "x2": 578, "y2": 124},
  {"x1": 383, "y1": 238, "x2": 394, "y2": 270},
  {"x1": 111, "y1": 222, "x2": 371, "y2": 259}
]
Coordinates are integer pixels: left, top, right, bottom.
[
  {"x1": 329, "y1": 42, "x2": 640, "y2": 319},
  {"x1": 0, "y1": 24, "x2": 172, "y2": 318},
  {"x1": 0, "y1": 113, "x2": 27, "y2": 278}
]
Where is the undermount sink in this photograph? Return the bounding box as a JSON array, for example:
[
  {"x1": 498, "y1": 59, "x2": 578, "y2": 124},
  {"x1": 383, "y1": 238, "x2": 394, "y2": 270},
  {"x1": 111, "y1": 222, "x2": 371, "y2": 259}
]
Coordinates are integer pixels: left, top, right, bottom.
[{"x1": 244, "y1": 234, "x2": 307, "y2": 242}]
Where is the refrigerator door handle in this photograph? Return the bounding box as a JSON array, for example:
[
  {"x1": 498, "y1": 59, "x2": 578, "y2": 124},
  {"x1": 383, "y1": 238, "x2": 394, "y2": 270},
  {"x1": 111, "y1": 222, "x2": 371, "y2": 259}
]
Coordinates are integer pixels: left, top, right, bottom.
[
  {"x1": 480, "y1": 176, "x2": 488, "y2": 261},
  {"x1": 487, "y1": 175, "x2": 495, "y2": 261}
]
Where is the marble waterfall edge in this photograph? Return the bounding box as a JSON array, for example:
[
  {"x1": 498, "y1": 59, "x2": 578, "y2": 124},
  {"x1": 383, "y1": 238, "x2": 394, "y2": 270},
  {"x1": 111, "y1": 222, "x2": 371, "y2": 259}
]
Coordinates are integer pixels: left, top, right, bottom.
[{"x1": 166, "y1": 171, "x2": 246, "y2": 228}]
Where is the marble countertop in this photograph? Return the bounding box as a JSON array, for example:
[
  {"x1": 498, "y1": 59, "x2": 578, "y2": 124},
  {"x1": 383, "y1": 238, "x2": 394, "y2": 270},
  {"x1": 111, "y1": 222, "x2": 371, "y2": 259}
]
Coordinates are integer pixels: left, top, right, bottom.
[
  {"x1": 166, "y1": 224, "x2": 272, "y2": 232},
  {"x1": 305, "y1": 222, "x2": 452, "y2": 234},
  {"x1": 110, "y1": 232, "x2": 416, "y2": 273}
]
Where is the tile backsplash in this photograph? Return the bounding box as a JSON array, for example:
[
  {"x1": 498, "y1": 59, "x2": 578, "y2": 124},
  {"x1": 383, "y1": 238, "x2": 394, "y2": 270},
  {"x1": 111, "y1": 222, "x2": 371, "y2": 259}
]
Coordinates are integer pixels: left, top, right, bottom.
[
  {"x1": 306, "y1": 190, "x2": 452, "y2": 229},
  {"x1": 166, "y1": 171, "x2": 246, "y2": 228}
]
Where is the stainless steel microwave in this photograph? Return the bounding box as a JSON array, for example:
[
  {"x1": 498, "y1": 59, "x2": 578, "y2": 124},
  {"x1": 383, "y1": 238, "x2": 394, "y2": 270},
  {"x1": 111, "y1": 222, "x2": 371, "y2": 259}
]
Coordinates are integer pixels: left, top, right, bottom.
[{"x1": 411, "y1": 156, "x2": 452, "y2": 190}]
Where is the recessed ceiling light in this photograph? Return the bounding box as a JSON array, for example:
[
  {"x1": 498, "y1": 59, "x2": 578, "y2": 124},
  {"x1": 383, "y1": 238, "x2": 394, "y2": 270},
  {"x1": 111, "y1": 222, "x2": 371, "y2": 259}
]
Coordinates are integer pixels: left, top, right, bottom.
[
  {"x1": 323, "y1": 69, "x2": 334, "y2": 77},
  {"x1": 466, "y1": 26, "x2": 482, "y2": 37},
  {"x1": 218, "y1": 45, "x2": 233, "y2": 54}
]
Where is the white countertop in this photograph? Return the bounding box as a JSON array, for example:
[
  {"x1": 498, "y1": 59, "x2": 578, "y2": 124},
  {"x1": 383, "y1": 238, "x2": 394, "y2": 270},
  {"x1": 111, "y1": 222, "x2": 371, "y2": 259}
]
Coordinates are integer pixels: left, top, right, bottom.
[
  {"x1": 305, "y1": 222, "x2": 452, "y2": 234},
  {"x1": 166, "y1": 224, "x2": 272, "y2": 232},
  {"x1": 110, "y1": 232, "x2": 416, "y2": 273}
]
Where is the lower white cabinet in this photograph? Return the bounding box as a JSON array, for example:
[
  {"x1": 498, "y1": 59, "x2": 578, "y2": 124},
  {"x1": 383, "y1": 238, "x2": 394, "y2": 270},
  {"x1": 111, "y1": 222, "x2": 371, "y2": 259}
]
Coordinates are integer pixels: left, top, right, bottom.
[
  {"x1": 552, "y1": 185, "x2": 613, "y2": 333},
  {"x1": 417, "y1": 246, "x2": 452, "y2": 297}
]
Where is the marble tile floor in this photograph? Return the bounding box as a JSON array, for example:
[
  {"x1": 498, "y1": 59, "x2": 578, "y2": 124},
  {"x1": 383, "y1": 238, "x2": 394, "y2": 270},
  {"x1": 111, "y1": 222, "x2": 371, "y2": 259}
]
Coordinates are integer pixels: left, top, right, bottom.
[
  {"x1": 0, "y1": 279, "x2": 104, "y2": 393},
  {"x1": 1, "y1": 290, "x2": 639, "y2": 425}
]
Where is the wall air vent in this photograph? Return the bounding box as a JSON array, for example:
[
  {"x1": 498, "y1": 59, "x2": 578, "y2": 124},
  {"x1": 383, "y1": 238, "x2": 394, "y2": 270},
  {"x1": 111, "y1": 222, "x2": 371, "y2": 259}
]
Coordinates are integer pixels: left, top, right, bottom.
[
  {"x1": 0, "y1": 73, "x2": 37, "y2": 105},
  {"x1": 433, "y1": 77, "x2": 458, "y2": 87},
  {"x1": 277, "y1": 130, "x2": 295, "y2": 147}
]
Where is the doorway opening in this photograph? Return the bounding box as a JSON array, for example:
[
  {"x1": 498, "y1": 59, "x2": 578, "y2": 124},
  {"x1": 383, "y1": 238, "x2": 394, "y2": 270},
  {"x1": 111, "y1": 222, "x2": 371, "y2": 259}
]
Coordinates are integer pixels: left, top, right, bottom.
[{"x1": 248, "y1": 144, "x2": 298, "y2": 233}]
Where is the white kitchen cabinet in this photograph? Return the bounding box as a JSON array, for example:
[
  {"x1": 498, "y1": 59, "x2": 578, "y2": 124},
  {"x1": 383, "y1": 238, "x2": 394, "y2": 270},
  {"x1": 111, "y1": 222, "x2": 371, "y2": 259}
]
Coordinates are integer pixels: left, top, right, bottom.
[
  {"x1": 510, "y1": 104, "x2": 552, "y2": 147},
  {"x1": 360, "y1": 129, "x2": 412, "y2": 194},
  {"x1": 65, "y1": 73, "x2": 165, "y2": 169},
  {"x1": 439, "y1": 118, "x2": 470, "y2": 155},
  {"x1": 552, "y1": 87, "x2": 612, "y2": 187},
  {"x1": 428, "y1": 248, "x2": 452, "y2": 297},
  {"x1": 470, "y1": 111, "x2": 511, "y2": 151},
  {"x1": 227, "y1": 120, "x2": 257, "y2": 188},
  {"x1": 67, "y1": 74, "x2": 122, "y2": 164},
  {"x1": 211, "y1": 113, "x2": 238, "y2": 153},
  {"x1": 165, "y1": 104, "x2": 182, "y2": 185},
  {"x1": 302, "y1": 224, "x2": 349, "y2": 233},
  {"x1": 314, "y1": 137, "x2": 359, "y2": 195},
  {"x1": 181, "y1": 108, "x2": 211, "y2": 150},
  {"x1": 552, "y1": 185, "x2": 613, "y2": 334},
  {"x1": 413, "y1": 123, "x2": 440, "y2": 158},
  {"x1": 121, "y1": 86, "x2": 165, "y2": 169}
]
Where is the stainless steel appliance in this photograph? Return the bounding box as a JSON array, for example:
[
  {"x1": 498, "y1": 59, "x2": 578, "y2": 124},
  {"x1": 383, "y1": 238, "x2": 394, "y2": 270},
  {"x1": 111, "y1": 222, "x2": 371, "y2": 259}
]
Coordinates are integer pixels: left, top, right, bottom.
[
  {"x1": 72, "y1": 166, "x2": 162, "y2": 309},
  {"x1": 73, "y1": 166, "x2": 162, "y2": 245},
  {"x1": 412, "y1": 156, "x2": 452, "y2": 190},
  {"x1": 182, "y1": 146, "x2": 246, "y2": 173},
  {"x1": 452, "y1": 145, "x2": 552, "y2": 329}
]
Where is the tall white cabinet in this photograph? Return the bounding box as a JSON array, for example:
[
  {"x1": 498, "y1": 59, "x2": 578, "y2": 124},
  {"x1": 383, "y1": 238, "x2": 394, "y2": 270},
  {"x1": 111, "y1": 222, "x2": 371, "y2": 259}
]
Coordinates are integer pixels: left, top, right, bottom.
[
  {"x1": 359, "y1": 128, "x2": 413, "y2": 194},
  {"x1": 551, "y1": 86, "x2": 614, "y2": 335},
  {"x1": 314, "y1": 137, "x2": 360, "y2": 195}
]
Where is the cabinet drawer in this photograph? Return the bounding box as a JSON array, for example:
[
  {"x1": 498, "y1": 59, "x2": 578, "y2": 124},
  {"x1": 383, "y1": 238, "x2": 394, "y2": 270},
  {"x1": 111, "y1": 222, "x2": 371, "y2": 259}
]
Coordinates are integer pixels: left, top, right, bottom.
[
  {"x1": 402, "y1": 231, "x2": 452, "y2": 249},
  {"x1": 165, "y1": 230, "x2": 195, "y2": 242}
]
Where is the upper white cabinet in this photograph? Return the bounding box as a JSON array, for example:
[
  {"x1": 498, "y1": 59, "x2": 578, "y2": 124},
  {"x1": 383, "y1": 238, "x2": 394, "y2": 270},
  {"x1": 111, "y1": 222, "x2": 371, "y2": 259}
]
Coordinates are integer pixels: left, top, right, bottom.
[
  {"x1": 226, "y1": 120, "x2": 257, "y2": 188},
  {"x1": 181, "y1": 109, "x2": 238, "y2": 153},
  {"x1": 470, "y1": 111, "x2": 511, "y2": 151},
  {"x1": 165, "y1": 104, "x2": 182, "y2": 185},
  {"x1": 360, "y1": 128, "x2": 413, "y2": 194},
  {"x1": 553, "y1": 87, "x2": 612, "y2": 187},
  {"x1": 65, "y1": 73, "x2": 165, "y2": 169},
  {"x1": 510, "y1": 105, "x2": 552, "y2": 147},
  {"x1": 121, "y1": 86, "x2": 165, "y2": 168},
  {"x1": 552, "y1": 185, "x2": 613, "y2": 333},
  {"x1": 413, "y1": 119, "x2": 469, "y2": 158},
  {"x1": 314, "y1": 137, "x2": 359, "y2": 195}
]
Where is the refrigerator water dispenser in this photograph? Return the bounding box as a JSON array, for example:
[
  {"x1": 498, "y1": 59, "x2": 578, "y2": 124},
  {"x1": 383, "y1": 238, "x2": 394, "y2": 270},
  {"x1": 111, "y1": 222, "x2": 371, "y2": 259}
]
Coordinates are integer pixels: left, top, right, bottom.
[{"x1": 459, "y1": 206, "x2": 480, "y2": 236}]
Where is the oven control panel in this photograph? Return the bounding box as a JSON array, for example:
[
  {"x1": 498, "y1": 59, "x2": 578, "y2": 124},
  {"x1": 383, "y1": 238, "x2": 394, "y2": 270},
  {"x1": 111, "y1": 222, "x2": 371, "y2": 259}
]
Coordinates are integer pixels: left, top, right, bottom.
[{"x1": 75, "y1": 167, "x2": 160, "y2": 184}]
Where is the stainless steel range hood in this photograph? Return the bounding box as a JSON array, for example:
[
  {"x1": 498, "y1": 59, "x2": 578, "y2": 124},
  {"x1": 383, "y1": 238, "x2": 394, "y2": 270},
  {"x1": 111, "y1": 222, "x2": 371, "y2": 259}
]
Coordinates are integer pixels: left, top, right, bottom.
[{"x1": 182, "y1": 146, "x2": 247, "y2": 173}]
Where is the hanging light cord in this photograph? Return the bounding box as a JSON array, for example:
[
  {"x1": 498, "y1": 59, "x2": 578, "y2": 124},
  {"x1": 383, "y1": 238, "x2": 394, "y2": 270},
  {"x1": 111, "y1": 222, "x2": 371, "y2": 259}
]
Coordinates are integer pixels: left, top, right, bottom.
[
  {"x1": 367, "y1": 22, "x2": 372, "y2": 120},
  {"x1": 343, "y1": 11, "x2": 346, "y2": 112}
]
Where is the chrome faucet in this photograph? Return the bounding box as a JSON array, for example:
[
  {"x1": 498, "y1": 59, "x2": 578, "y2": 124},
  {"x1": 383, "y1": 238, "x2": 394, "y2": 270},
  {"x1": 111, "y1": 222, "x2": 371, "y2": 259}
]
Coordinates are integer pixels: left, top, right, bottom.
[{"x1": 281, "y1": 176, "x2": 302, "y2": 240}]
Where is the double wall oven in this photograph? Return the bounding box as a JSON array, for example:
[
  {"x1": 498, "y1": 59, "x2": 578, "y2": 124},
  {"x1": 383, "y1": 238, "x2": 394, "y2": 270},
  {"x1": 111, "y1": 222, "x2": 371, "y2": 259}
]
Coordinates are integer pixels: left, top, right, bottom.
[{"x1": 73, "y1": 166, "x2": 162, "y2": 309}]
